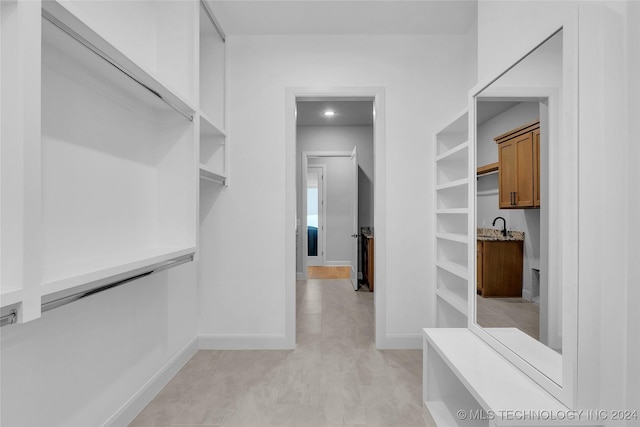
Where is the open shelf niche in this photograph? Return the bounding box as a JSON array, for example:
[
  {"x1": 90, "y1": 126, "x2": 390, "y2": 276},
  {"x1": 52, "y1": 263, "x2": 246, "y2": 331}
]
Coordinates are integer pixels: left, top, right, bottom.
[
  {"x1": 1, "y1": 0, "x2": 201, "y2": 324},
  {"x1": 433, "y1": 110, "x2": 470, "y2": 328},
  {"x1": 198, "y1": 1, "x2": 228, "y2": 186}
]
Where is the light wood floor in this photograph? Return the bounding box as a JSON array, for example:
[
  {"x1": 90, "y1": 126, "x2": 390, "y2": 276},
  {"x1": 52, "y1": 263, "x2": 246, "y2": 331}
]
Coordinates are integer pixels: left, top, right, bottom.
[
  {"x1": 476, "y1": 296, "x2": 540, "y2": 340},
  {"x1": 130, "y1": 279, "x2": 425, "y2": 426},
  {"x1": 307, "y1": 266, "x2": 351, "y2": 279}
]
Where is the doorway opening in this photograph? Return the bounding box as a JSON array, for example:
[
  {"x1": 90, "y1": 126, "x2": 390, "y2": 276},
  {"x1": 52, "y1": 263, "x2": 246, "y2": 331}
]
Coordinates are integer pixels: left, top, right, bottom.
[{"x1": 285, "y1": 88, "x2": 386, "y2": 349}]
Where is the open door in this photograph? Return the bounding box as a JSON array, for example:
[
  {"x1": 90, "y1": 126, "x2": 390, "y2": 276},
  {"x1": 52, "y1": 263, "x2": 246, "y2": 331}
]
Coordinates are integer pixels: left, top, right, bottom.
[{"x1": 350, "y1": 146, "x2": 359, "y2": 290}]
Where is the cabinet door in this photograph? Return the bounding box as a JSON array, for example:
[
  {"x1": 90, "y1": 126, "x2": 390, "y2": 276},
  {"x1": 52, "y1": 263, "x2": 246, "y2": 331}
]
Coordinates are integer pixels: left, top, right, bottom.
[
  {"x1": 477, "y1": 241, "x2": 483, "y2": 295},
  {"x1": 533, "y1": 129, "x2": 540, "y2": 207},
  {"x1": 498, "y1": 132, "x2": 534, "y2": 208},
  {"x1": 514, "y1": 132, "x2": 534, "y2": 207},
  {"x1": 481, "y1": 241, "x2": 523, "y2": 297},
  {"x1": 498, "y1": 139, "x2": 517, "y2": 208}
]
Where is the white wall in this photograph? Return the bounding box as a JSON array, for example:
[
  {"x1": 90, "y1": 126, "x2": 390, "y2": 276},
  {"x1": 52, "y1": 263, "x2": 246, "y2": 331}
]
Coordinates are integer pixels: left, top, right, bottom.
[
  {"x1": 198, "y1": 33, "x2": 476, "y2": 348},
  {"x1": 0, "y1": 263, "x2": 198, "y2": 426},
  {"x1": 476, "y1": 102, "x2": 540, "y2": 300},
  {"x1": 296, "y1": 125, "x2": 374, "y2": 274},
  {"x1": 478, "y1": 0, "x2": 639, "y2": 419}
]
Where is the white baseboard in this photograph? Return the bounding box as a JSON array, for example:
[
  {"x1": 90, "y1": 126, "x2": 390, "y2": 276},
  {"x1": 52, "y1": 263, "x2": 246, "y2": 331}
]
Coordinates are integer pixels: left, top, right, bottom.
[
  {"x1": 325, "y1": 261, "x2": 350, "y2": 267},
  {"x1": 377, "y1": 333, "x2": 423, "y2": 349},
  {"x1": 199, "y1": 334, "x2": 295, "y2": 350},
  {"x1": 522, "y1": 289, "x2": 532, "y2": 301},
  {"x1": 104, "y1": 337, "x2": 199, "y2": 427}
]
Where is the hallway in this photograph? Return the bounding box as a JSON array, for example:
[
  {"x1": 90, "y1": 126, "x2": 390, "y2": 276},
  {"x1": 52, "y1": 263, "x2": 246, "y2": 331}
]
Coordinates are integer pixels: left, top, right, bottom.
[{"x1": 130, "y1": 279, "x2": 425, "y2": 426}]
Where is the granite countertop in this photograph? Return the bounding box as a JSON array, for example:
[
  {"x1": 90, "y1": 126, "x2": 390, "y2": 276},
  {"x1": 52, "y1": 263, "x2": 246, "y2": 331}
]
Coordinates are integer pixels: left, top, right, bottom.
[
  {"x1": 477, "y1": 227, "x2": 524, "y2": 241},
  {"x1": 361, "y1": 227, "x2": 374, "y2": 239}
]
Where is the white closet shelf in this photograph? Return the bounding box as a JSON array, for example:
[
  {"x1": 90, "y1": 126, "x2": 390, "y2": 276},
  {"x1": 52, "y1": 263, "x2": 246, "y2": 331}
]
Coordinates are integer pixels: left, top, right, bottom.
[
  {"x1": 436, "y1": 260, "x2": 468, "y2": 280},
  {"x1": 42, "y1": 0, "x2": 196, "y2": 120},
  {"x1": 436, "y1": 178, "x2": 469, "y2": 191},
  {"x1": 200, "y1": 112, "x2": 226, "y2": 137},
  {"x1": 437, "y1": 208, "x2": 469, "y2": 215},
  {"x1": 435, "y1": 288, "x2": 467, "y2": 315},
  {"x1": 200, "y1": 166, "x2": 227, "y2": 184},
  {"x1": 1, "y1": 288, "x2": 24, "y2": 308},
  {"x1": 436, "y1": 232, "x2": 468, "y2": 244},
  {"x1": 42, "y1": 246, "x2": 195, "y2": 296},
  {"x1": 436, "y1": 141, "x2": 469, "y2": 162}
]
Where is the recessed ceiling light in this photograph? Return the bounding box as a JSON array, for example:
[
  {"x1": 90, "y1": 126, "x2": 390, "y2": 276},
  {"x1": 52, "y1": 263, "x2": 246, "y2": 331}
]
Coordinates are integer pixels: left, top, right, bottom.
[{"x1": 323, "y1": 110, "x2": 335, "y2": 117}]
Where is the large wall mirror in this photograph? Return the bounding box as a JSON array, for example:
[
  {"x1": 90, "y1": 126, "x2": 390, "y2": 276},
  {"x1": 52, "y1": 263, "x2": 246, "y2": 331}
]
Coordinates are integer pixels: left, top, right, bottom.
[{"x1": 470, "y1": 28, "x2": 578, "y2": 406}]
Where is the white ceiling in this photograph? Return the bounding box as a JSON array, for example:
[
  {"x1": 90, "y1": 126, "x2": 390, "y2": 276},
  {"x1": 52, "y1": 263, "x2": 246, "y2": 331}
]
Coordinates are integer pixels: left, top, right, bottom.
[
  {"x1": 297, "y1": 100, "x2": 374, "y2": 126},
  {"x1": 206, "y1": 1, "x2": 477, "y2": 36}
]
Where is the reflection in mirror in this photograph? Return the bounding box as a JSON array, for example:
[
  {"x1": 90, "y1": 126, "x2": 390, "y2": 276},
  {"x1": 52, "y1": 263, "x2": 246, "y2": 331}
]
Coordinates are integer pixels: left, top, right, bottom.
[
  {"x1": 474, "y1": 31, "x2": 563, "y2": 376},
  {"x1": 307, "y1": 170, "x2": 320, "y2": 258}
]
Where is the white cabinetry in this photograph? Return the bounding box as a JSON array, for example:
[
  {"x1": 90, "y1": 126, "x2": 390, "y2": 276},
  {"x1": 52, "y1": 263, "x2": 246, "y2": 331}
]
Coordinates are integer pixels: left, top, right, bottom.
[
  {"x1": 1, "y1": 0, "x2": 227, "y2": 325},
  {"x1": 434, "y1": 111, "x2": 470, "y2": 328},
  {"x1": 422, "y1": 329, "x2": 600, "y2": 427}
]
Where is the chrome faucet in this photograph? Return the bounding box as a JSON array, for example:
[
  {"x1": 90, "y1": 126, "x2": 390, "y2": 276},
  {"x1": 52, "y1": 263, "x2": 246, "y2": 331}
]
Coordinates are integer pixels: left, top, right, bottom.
[{"x1": 492, "y1": 216, "x2": 507, "y2": 237}]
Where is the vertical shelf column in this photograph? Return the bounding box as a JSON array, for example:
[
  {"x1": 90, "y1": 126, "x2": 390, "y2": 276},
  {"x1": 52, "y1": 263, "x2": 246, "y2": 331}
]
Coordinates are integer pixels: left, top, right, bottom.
[
  {"x1": 434, "y1": 111, "x2": 470, "y2": 328},
  {"x1": 198, "y1": 1, "x2": 228, "y2": 186},
  {"x1": 1, "y1": 0, "x2": 42, "y2": 323}
]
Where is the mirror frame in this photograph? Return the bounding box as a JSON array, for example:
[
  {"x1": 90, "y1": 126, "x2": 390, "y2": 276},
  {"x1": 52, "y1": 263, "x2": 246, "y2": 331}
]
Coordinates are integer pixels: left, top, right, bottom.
[{"x1": 468, "y1": 26, "x2": 578, "y2": 407}]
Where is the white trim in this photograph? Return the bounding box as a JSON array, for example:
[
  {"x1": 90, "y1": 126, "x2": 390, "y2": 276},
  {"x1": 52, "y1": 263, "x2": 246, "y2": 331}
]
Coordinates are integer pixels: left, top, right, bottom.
[
  {"x1": 103, "y1": 337, "x2": 199, "y2": 427},
  {"x1": 198, "y1": 334, "x2": 292, "y2": 350},
  {"x1": 324, "y1": 260, "x2": 350, "y2": 267},
  {"x1": 286, "y1": 87, "x2": 386, "y2": 349}
]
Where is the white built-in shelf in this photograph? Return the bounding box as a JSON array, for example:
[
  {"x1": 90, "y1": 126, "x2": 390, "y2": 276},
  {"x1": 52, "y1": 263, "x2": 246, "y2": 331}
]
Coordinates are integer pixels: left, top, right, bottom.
[
  {"x1": 200, "y1": 112, "x2": 226, "y2": 137},
  {"x1": 436, "y1": 141, "x2": 469, "y2": 162},
  {"x1": 1, "y1": 288, "x2": 24, "y2": 308},
  {"x1": 423, "y1": 329, "x2": 594, "y2": 426},
  {"x1": 199, "y1": 114, "x2": 228, "y2": 185},
  {"x1": 200, "y1": 166, "x2": 227, "y2": 184},
  {"x1": 1, "y1": 0, "x2": 202, "y2": 323},
  {"x1": 435, "y1": 289, "x2": 467, "y2": 315},
  {"x1": 42, "y1": 247, "x2": 195, "y2": 296},
  {"x1": 434, "y1": 110, "x2": 470, "y2": 329},
  {"x1": 425, "y1": 397, "x2": 482, "y2": 427},
  {"x1": 199, "y1": 1, "x2": 226, "y2": 127},
  {"x1": 436, "y1": 208, "x2": 468, "y2": 215},
  {"x1": 436, "y1": 178, "x2": 469, "y2": 191},
  {"x1": 436, "y1": 233, "x2": 468, "y2": 244},
  {"x1": 436, "y1": 260, "x2": 468, "y2": 280},
  {"x1": 42, "y1": 1, "x2": 197, "y2": 118}
]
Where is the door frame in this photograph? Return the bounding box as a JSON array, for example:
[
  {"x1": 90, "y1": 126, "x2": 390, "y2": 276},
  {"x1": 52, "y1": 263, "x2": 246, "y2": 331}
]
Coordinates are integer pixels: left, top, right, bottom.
[
  {"x1": 285, "y1": 87, "x2": 386, "y2": 349},
  {"x1": 302, "y1": 162, "x2": 327, "y2": 271},
  {"x1": 301, "y1": 152, "x2": 353, "y2": 278}
]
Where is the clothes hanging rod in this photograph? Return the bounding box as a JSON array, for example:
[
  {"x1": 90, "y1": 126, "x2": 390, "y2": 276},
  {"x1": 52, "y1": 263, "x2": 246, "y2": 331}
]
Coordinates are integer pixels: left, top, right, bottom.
[
  {"x1": 201, "y1": 0, "x2": 226, "y2": 42},
  {"x1": 42, "y1": 11, "x2": 193, "y2": 122},
  {"x1": 41, "y1": 254, "x2": 194, "y2": 315},
  {"x1": 0, "y1": 310, "x2": 17, "y2": 327},
  {"x1": 0, "y1": 254, "x2": 193, "y2": 327}
]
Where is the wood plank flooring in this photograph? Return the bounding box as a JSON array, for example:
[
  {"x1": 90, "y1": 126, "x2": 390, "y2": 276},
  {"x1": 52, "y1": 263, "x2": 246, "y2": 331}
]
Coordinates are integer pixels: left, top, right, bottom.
[
  {"x1": 307, "y1": 266, "x2": 351, "y2": 279},
  {"x1": 130, "y1": 278, "x2": 425, "y2": 426}
]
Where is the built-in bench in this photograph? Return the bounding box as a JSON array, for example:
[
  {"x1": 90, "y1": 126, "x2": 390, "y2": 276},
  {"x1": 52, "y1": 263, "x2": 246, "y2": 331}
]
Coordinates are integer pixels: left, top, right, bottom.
[{"x1": 422, "y1": 328, "x2": 602, "y2": 427}]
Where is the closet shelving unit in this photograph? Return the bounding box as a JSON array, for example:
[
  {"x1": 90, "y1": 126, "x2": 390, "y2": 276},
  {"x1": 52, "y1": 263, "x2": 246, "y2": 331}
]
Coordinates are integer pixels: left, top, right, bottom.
[
  {"x1": 198, "y1": 2, "x2": 228, "y2": 185},
  {"x1": 1, "y1": 0, "x2": 227, "y2": 325},
  {"x1": 434, "y1": 110, "x2": 470, "y2": 328}
]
